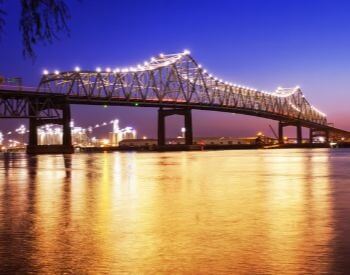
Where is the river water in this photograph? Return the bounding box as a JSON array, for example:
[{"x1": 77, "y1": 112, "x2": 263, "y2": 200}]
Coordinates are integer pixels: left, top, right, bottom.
[{"x1": 0, "y1": 149, "x2": 349, "y2": 274}]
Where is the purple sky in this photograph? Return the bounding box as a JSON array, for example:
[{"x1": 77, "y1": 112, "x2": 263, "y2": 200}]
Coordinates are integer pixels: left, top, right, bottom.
[{"x1": 1, "y1": 0, "x2": 350, "y2": 139}]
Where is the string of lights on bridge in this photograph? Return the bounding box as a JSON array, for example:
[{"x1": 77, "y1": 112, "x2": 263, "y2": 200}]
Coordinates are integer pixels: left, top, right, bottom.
[{"x1": 41, "y1": 49, "x2": 327, "y2": 118}]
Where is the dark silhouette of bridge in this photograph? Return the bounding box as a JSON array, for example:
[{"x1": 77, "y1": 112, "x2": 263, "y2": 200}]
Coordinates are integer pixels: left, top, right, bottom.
[{"x1": 1, "y1": 51, "x2": 349, "y2": 153}]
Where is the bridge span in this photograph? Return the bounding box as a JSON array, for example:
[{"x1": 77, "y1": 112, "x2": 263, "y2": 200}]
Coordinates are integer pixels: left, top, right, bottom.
[{"x1": 1, "y1": 51, "x2": 349, "y2": 153}]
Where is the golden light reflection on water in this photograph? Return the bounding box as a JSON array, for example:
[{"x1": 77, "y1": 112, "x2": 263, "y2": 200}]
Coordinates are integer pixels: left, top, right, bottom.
[{"x1": 0, "y1": 149, "x2": 349, "y2": 273}]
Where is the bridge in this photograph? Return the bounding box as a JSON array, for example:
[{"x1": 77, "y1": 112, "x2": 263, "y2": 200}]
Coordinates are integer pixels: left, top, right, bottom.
[{"x1": 1, "y1": 50, "x2": 349, "y2": 153}]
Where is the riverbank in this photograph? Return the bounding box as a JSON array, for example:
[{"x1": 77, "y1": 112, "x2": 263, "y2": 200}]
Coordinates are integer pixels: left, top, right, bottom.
[
  {"x1": 3, "y1": 142, "x2": 346, "y2": 154},
  {"x1": 77, "y1": 143, "x2": 332, "y2": 153}
]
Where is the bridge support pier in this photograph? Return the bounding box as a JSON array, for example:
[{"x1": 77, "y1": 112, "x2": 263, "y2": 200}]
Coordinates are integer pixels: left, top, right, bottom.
[
  {"x1": 296, "y1": 124, "x2": 303, "y2": 145},
  {"x1": 309, "y1": 129, "x2": 314, "y2": 144},
  {"x1": 279, "y1": 121, "x2": 303, "y2": 144},
  {"x1": 309, "y1": 129, "x2": 330, "y2": 144},
  {"x1": 278, "y1": 122, "x2": 284, "y2": 144},
  {"x1": 27, "y1": 103, "x2": 74, "y2": 154},
  {"x1": 158, "y1": 108, "x2": 193, "y2": 146}
]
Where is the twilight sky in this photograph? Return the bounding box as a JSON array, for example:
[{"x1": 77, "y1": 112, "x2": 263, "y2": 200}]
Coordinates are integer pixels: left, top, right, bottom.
[{"x1": 1, "y1": 0, "x2": 350, "y2": 139}]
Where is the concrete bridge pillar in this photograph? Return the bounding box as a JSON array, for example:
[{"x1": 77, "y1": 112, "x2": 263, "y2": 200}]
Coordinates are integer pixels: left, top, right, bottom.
[
  {"x1": 158, "y1": 108, "x2": 166, "y2": 146},
  {"x1": 278, "y1": 122, "x2": 284, "y2": 144},
  {"x1": 309, "y1": 129, "x2": 314, "y2": 143},
  {"x1": 296, "y1": 124, "x2": 302, "y2": 145},
  {"x1": 62, "y1": 103, "x2": 72, "y2": 148},
  {"x1": 27, "y1": 103, "x2": 73, "y2": 154},
  {"x1": 157, "y1": 108, "x2": 193, "y2": 146},
  {"x1": 325, "y1": 129, "x2": 330, "y2": 143},
  {"x1": 28, "y1": 108, "x2": 38, "y2": 148},
  {"x1": 184, "y1": 109, "x2": 193, "y2": 146}
]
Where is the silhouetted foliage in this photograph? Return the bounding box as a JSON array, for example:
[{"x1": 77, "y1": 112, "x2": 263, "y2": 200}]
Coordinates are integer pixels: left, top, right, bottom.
[
  {"x1": 0, "y1": 0, "x2": 71, "y2": 58},
  {"x1": 0, "y1": 1, "x2": 5, "y2": 40}
]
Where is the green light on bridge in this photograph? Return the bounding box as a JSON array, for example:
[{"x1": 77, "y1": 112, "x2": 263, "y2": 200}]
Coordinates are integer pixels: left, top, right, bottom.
[
  {"x1": 103, "y1": 105, "x2": 108, "y2": 108},
  {"x1": 134, "y1": 103, "x2": 139, "y2": 106}
]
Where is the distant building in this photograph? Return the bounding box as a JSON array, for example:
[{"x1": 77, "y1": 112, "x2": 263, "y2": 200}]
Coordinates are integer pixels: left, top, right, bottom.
[
  {"x1": 121, "y1": 127, "x2": 137, "y2": 140},
  {"x1": 119, "y1": 139, "x2": 157, "y2": 147},
  {"x1": 71, "y1": 127, "x2": 89, "y2": 146},
  {"x1": 108, "y1": 121, "x2": 137, "y2": 145},
  {"x1": 37, "y1": 125, "x2": 63, "y2": 145},
  {"x1": 119, "y1": 136, "x2": 277, "y2": 147}
]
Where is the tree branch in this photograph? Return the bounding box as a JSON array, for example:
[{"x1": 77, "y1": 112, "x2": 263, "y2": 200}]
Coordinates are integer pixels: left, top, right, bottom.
[
  {"x1": 19, "y1": 0, "x2": 71, "y2": 58},
  {"x1": 0, "y1": 0, "x2": 5, "y2": 41}
]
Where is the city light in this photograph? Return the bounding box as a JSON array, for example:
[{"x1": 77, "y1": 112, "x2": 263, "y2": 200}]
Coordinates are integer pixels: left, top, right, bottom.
[
  {"x1": 43, "y1": 69, "x2": 49, "y2": 75},
  {"x1": 74, "y1": 66, "x2": 81, "y2": 72}
]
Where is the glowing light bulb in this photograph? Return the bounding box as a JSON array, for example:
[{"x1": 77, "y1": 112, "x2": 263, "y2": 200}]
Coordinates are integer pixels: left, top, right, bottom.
[
  {"x1": 75, "y1": 66, "x2": 81, "y2": 72},
  {"x1": 96, "y1": 67, "x2": 101, "y2": 73},
  {"x1": 54, "y1": 70, "x2": 60, "y2": 75}
]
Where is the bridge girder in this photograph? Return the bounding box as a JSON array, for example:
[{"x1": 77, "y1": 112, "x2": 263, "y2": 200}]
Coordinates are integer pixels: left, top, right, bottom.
[{"x1": 0, "y1": 91, "x2": 64, "y2": 119}]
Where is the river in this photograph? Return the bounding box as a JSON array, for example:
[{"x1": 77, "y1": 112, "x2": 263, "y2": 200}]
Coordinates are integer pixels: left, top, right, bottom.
[{"x1": 0, "y1": 149, "x2": 349, "y2": 273}]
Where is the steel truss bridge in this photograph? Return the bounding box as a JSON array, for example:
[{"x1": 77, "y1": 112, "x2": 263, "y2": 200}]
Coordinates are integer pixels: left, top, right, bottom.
[{"x1": 1, "y1": 51, "x2": 349, "y2": 153}]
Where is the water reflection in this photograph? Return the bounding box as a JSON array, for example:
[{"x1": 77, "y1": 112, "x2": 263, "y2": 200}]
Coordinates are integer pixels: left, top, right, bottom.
[{"x1": 0, "y1": 149, "x2": 349, "y2": 273}]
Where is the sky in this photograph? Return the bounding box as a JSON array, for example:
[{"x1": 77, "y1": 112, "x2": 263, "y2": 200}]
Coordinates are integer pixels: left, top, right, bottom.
[{"x1": 1, "y1": 0, "x2": 350, "y2": 139}]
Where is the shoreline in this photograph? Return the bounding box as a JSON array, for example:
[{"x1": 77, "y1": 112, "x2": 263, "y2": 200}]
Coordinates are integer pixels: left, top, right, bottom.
[{"x1": 2, "y1": 142, "x2": 350, "y2": 154}]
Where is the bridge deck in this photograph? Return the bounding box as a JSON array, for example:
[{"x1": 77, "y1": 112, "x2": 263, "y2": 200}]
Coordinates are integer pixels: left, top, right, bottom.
[{"x1": 1, "y1": 86, "x2": 349, "y2": 136}]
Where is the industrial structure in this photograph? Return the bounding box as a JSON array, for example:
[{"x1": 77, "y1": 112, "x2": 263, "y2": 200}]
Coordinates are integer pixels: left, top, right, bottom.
[{"x1": 0, "y1": 50, "x2": 349, "y2": 153}]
